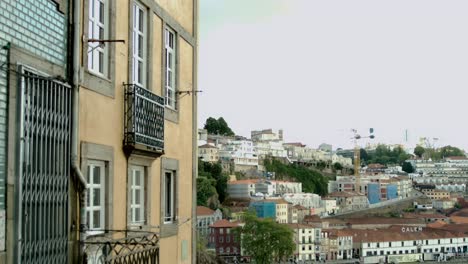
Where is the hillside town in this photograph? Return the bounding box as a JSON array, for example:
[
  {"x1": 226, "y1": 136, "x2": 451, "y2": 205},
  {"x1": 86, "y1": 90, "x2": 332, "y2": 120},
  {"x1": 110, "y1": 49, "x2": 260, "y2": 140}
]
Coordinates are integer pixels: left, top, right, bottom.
[{"x1": 196, "y1": 127, "x2": 468, "y2": 263}]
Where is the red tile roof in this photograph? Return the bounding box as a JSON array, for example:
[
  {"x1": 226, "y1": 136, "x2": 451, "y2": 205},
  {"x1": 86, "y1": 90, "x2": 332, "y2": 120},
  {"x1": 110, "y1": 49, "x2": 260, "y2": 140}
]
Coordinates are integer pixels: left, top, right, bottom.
[
  {"x1": 210, "y1": 219, "x2": 240, "y2": 228},
  {"x1": 197, "y1": 206, "x2": 215, "y2": 216}
]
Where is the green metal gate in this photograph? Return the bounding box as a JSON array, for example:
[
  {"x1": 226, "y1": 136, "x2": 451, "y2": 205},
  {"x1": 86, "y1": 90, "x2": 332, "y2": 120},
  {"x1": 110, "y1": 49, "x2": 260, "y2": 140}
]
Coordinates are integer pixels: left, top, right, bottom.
[{"x1": 17, "y1": 67, "x2": 71, "y2": 263}]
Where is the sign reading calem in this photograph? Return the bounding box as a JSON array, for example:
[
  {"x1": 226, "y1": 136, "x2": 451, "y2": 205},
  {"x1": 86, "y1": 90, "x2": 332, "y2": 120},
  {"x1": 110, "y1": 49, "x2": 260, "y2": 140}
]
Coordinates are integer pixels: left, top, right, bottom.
[{"x1": 401, "y1": 226, "x2": 423, "y2": 233}]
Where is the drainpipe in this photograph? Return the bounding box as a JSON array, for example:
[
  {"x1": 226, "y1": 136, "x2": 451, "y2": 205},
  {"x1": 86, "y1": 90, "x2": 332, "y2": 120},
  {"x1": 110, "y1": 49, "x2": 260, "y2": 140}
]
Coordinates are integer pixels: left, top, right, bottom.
[
  {"x1": 71, "y1": 0, "x2": 88, "y2": 261},
  {"x1": 192, "y1": 0, "x2": 199, "y2": 263}
]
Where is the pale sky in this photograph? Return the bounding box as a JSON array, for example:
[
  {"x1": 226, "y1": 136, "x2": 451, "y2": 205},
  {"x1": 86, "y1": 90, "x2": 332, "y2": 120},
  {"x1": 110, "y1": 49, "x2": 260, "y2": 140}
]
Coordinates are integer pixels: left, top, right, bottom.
[{"x1": 198, "y1": 0, "x2": 468, "y2": 150}]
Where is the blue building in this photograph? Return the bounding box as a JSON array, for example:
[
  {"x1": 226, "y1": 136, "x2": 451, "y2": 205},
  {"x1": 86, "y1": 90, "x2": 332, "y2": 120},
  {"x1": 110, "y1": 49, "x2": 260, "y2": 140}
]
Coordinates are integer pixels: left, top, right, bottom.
[
  {"x1": 250, "y1": 201, "x2": 276, "y2": 219},
  {"x1": 368, "y1": 183, "x2": 380, "y2": 204},
  {"x1": 387, "y1": 184, "x2": 398, "y2": 200}
]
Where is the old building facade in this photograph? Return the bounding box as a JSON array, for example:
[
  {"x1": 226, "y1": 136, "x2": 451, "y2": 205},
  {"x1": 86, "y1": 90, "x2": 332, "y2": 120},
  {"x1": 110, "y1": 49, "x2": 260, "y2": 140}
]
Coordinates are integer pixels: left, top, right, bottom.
[{"x1": 0, "y1": 0, "x2": 198, "y2": 263}]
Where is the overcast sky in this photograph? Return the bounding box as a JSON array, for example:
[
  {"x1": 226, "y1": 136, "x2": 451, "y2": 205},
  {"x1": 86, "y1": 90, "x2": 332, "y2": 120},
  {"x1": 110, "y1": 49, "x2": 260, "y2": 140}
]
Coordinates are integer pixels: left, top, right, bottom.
[{"x1": 198, "y1": 0, "x2": 468, "y2": 150}]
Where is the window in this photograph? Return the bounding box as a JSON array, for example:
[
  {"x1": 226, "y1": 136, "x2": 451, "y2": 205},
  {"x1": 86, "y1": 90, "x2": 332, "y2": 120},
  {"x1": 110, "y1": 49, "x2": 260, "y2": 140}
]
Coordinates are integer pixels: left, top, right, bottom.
[
  {"x1": 164, "y1": 171, "x2": 176, "y2": 223},
  {"x1": 88, "y1": 0, "x2": 108, "y2": 75},
  {"x1": 220, "y1": 228, "x2": 224, "y2": 234},
  {"x1": 219, "y1": 247, "x2": 223, "y2": 254},
  {"x1": 226, "y1": 236, "x2": 230, "y2": 243},
  {"x1": 165, "y1": 27, "x2": 176, "y2": 108},
  {"x1": 132, "y1": 1, "x2": 147, "y2": 86},
  {"x1": 219, "y1": 237, "x2": 223, "y2": 243},
  {"x1": 86, "y1": 161, "x2": 105, "y2": 234},
  {"x1": 130, "y1": 165, "x2": 145, "y2": 224}
]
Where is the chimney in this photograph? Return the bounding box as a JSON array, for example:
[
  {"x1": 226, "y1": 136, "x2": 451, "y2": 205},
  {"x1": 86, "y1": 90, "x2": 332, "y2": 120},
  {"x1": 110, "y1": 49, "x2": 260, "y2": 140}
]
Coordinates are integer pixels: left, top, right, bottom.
[{"x1": 279, "y1": 129, "x2": 283, "y2": 140}]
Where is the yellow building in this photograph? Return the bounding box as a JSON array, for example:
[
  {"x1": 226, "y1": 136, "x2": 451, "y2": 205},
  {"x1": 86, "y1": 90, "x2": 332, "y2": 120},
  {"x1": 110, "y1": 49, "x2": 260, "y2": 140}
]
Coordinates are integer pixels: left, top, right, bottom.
[
  {"x1": 422, "y1": 189, "x2": 450, "y2": 200},
  {"x1": 76, "y1": 0, "x2": 198, "y2": 263}
]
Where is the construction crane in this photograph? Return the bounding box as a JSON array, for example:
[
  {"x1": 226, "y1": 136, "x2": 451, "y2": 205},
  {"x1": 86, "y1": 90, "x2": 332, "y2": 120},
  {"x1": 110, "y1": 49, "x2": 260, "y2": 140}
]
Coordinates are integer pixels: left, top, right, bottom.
[{"x1": 351, "y1": 128, "x2": 375, "y2": 193}]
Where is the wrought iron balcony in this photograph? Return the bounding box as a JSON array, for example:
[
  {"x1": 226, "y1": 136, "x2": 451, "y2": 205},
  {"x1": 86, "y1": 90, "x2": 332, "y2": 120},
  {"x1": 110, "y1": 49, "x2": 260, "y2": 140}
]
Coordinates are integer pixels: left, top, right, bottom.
[
  {"x1": 124, "y1": 84, "x2": 165, "y2": 157},
  {"x1": 83, "y1": 230, "x2": 160, "y2": 264}
]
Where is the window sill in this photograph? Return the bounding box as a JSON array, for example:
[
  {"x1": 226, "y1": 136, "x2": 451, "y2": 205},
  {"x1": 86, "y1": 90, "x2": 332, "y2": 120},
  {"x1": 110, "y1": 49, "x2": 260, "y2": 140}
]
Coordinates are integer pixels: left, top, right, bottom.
[
  {"x1": 164, "y1": 106, "x2": 179, "y2": 124},
  {"x1": 160, "y1": 221, "x2": 179, "y2": 238},
  {"x1": 81, "y1": 68, "x2": 114, "y2": 98}
]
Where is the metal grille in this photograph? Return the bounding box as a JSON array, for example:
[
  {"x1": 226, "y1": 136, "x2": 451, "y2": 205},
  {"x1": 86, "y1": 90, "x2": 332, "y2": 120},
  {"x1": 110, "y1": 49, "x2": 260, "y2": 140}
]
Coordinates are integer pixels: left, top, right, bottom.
[
  {"x1": 17, "y1": 68, "x2": 71, "y2": 263},
  {"x1": 123, "y1": 84, "x2": 164, "y2": 154},
  {"x1": 83, "y1": 231, "x2": 160, "y2": 264}
]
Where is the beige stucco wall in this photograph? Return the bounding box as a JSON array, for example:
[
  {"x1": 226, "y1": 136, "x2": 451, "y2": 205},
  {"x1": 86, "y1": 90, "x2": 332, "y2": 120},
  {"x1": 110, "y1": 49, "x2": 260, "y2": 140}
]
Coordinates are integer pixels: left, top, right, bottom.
[
  {"x1": 78, "y1": 1, "x2": 195, "y2": 263},
  {"x1": 156, "y1": 0, "x2": 194, "y2": 35}
]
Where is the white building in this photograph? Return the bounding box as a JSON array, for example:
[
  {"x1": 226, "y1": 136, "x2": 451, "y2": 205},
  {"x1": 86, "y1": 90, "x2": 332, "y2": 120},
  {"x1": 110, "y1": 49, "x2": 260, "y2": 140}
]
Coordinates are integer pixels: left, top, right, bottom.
[
  {"x1": 343, "y1": 226, "x2": 468, "y2": 263},
  {"x1": 288, "y1": 223, "x2": 322, "y2": 262},
  {"x1": 321, "y1": 199, "x2": 338, "y2": 216},
  {"x1": 435, "y1": 183, "x2": 466, "y2": 192},
  {"x1": 198, "y1": 144, "x2": 219, "y2": 163},
  {"x1": 283, "y1": 193, "x2": 321, "y2": 209},
  {"x1": 227, "y1": 180, "x2": 258, "y2": 199},
  {"x1": 432, "y1": 199, "x2": 455, "y2": 210},
  {"x1": 196, "y1": 206, "x2": 223, "y2": 238},
  {"x1": 251, "y1": 128, "x2": 283, "y2": 142},
  {"x1": 219, "y1": 140, "x2": 258, "y2": 171},
  {"x1": 254, "y1": 141, "x2": 287, "y2": 158}
]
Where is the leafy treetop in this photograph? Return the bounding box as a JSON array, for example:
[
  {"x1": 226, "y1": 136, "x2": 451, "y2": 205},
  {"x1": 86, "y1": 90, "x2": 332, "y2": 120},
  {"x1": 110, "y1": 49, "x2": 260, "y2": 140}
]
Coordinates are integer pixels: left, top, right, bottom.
[
  {"x1": 203, "y1": 117, "x2": 235, "y2": 136},
  {"x1": 233, "y1": 212, "x2": 295, "y2": 264}
]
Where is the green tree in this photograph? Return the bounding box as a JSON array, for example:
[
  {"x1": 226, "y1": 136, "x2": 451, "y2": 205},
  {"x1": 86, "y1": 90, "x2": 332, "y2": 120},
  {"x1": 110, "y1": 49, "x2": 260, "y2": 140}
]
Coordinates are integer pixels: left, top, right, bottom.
[
  {"x1": 333, "y1": 162, "x2": 343, "y2": 171},
  {"x1": 414, "y1": 146, "x2": 425, "y2": 158},
  {"x1": 197, "y1": 160, "x2": 229, "y2": 205},
  {"x1": 438, "y1": 146, "x2": 465, "y2": 158},
  {"x1": 402, "y1": 161, "x2": 415, "y2": 173},
  {"x1": 360, "y1": 148, "x2": 369, "y2": 163},
  {"x1": 197, "y1": 177, "x2": 217, "y2": 207},
  {"x1": 234, "y1": 212, "x2": 295, "y2": 264},
  {"x1": 196, "y1": 236, "x2": 220, "y2": 264},
  {"x1": 215, "y1": 174, "x2": 229, "y2": 203},
  {"x1": 264, "y1": 158, "x2": 328, "y2": 195},
  {"x1": 203, "y1": 117, "x2": 235, "y2": 136},
  {"x1": 204, "y1": 117, "x2": 219, "y2": 135}
]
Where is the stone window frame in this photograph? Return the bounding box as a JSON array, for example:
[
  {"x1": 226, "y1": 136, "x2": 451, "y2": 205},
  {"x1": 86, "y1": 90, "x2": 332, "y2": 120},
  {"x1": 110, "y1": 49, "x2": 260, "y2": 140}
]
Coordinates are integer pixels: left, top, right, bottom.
[
  {"x1": 161, "y1": 23, "x2": 180, "y2": 124},
  {"x1": 160, "y1": 157, "x2": 179, "y2": 237},
  {"x1": 80, "y1": 142, "x2": 114, "y2": 235},
  {"x1": 81, "y1": 0, "x2": 116, "y2": 98},
  {"x1": 127, "y1": 155, "x2": 154, "y2": 229}
]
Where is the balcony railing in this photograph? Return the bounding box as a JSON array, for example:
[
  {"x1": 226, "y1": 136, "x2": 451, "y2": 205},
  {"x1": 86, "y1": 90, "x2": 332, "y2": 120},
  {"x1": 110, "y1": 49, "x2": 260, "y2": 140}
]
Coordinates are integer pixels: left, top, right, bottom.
[
  {"x1": 124, "y1": 84, "x2": 164, "y2": 157},
  {"x1": 83, "y1": 230, "x2": 160, "y2": 264}
]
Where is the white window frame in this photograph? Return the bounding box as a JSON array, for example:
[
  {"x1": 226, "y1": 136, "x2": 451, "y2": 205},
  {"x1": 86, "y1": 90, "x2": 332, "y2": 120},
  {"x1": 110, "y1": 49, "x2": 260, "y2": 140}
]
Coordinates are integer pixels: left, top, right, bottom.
[
  {"x1": 165, "y1": 27, "x2": 176, "y2": 109},
  {"x1": 88, "y1": 0, "x2": 109, "y2": 76},
  {"x1": 86, "y1": 160, "x2": 106, "y2": 235},
  {"x1": 164, "y1": 171, "x2": 175, "y2": 223},
  {"x1": 132, "y1": 1, "x2": 147, "y2": 87},
  {"x1": 130, "y1": 165, "x2": 146, "y2": 224}
]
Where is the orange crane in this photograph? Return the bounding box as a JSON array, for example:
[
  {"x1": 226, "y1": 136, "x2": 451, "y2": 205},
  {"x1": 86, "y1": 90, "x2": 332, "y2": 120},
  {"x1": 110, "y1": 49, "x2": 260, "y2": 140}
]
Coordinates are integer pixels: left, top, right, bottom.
[{"x1": 351, "y1": 128, "x2": 374, "y2": 193}]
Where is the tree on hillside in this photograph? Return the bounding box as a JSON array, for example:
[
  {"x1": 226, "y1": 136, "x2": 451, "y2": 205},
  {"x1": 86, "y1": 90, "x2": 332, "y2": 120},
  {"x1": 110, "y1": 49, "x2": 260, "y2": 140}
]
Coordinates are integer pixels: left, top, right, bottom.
[
  {"x1": 402, "y1": 161, "x2": 415, "y2": 173},
  {"x1": 197, "y1": 176, "x2": 218, "y2": 208},
  {"x1": 234, "y1": 212, "x2": 295, "y2": 264},
  {"x1": 264, "y1": 158, "x2": 328, "y2": 196},
  {"x1": 197, "y1": 160, "x2": 229, "y2": 206},
  {"x1": 203, "y1": 117, "x2": 235, "y2": 136},
  {"x1": 333, "y1": 162, "x2": 343, "y2": 171},
  {"x1": 414, "y1": 146, "x2": 425, "y2": 158},
  {"x1": 438, "y1": 146, "x2": 465, "y2": 158}
]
